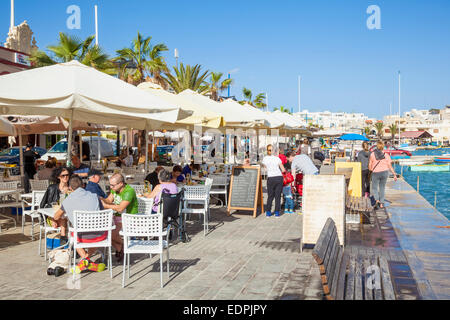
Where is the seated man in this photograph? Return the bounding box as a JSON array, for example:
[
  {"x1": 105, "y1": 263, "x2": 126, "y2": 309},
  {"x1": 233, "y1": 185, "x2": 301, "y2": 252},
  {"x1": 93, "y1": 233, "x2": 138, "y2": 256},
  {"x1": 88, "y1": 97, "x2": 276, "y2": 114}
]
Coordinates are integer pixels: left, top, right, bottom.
[
  {"x1": 145, "y1": 166, "x2": 164, "y2": 190},
  {"x1": 85, "y1": 169, "x2": 107, "y2": 199},
  {"x1": 101, "y1": 173, "x2": 138, "y2": 262},
  {"x1": 171, "y1": 165, "x2": 185, "y2": 184},
  {"x1": 70, "y1": 155, "x2": 90, "y2": 178},
  {"x1": 182, "y1": 163, "x2": 193, "y2": 176},
  {"x1": 120, "y1": 147, "x2": 134, "y2": 167},
  {"x1": 53, "y1": 175, "x2": 106, "y2": 274}
]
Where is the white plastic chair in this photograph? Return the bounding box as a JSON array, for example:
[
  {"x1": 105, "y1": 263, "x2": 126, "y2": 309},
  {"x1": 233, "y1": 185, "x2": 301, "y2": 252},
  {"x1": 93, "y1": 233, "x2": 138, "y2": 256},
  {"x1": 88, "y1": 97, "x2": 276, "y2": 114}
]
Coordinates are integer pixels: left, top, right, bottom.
[
  {"x1": 21, "y1": 190, "x2": 45, "y2": 240},
  {"x1": 129, "y1": 184, "x2": 146, "y2": 195},
  {"x1": 39, "y1": 210, "x2": 61, "y2": 260},
  {"x1": 30, "y1": 179, "x2": 50, "y2": 191},
  {"x1": 68, "y1": 209, "x2": 114, "y2": 280},
  {"x1": 133, "y1": 173, "x2": 146, "y2": 182},
  {"x1": 122, "y1": 167, "x2": 137, "y2": 175},
  {"x1": 209, "y1": 175, "x2": 228, "y2": 207},
  {"x1": 91, "y1": 162, "x2": 104, "y2": 171},
  {"x1": 181, "y1": 183, "x2": 211, "y2": 236},
  {"x1": 137, "y1": 197, "x2": 154, "y2": 215},
  {"x1": 120, "y1": 213, "x2": 168, "y2": 288},
  {"x1": 0, "y1": 182, "x2": 22, "y2": 229},
  {"x1": 0, "y1": 181, "x2": 20, "y2": 190}
]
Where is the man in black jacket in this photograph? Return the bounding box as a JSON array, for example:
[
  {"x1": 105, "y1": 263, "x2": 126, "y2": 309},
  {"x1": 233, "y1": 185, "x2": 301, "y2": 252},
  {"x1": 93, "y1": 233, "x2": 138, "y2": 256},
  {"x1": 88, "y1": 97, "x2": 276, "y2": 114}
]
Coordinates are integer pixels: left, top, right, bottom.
[{"x1": 23, "y1": 143, "x2": 41, "y2": 193}]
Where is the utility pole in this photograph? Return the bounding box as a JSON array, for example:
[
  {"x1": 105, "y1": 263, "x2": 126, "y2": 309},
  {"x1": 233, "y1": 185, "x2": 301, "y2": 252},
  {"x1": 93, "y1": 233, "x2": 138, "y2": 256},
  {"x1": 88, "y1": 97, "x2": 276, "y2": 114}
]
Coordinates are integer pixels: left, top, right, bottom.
[
  {"x1": 10, "y1": 0, "x2": 14, "y2": 31},
  {"x1": 298, "y1": 75, "x2": 301, "y2": 113},
  {"x1": 174, "y1": 48, "x2": 179, "y2": 69},
  {"x1": 398, "y1": 71, "x2": 401, "y2": 146},
  {"x1": 95, "y1": 5, "x2": 99, "y2": 45},
  {"x1": 227, "y1": 73, "x2": 231, "y2": 98}
]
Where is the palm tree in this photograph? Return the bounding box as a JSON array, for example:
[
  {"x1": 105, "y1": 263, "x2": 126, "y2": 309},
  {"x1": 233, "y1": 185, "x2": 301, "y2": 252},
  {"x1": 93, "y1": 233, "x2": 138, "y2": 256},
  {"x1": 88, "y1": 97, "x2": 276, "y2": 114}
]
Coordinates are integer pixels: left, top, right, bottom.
[
  {"x1": 388, "y1": 123, "x2": 398, "y2": 143},
  {"x1": 274, "y1": 106, "x2": 291, "y2": 114},
  {"x1": 253, "y1": 93, "x2": 267, "y2": 109},
  {"x1": 29, "y1": 32, "x2": 114, "y2": 74},
  {"x1": 162, "y1": 63, "x2": 209, "y2": 94},
  {"x1": 242, "y1": 87, "x2": 253, "y2": 105},
  {"x1": 374, "y1": 121, "x2": 385, "y2": 139},
  {"x1": 363, "y1": 126, "x2": 371, "y2": 137},
  {"x1": 114, "y1": 32, "x2": 168, "y2": 85},
  {"x1": 206, "y1": 72, "x2": 233, "y2": 101}
]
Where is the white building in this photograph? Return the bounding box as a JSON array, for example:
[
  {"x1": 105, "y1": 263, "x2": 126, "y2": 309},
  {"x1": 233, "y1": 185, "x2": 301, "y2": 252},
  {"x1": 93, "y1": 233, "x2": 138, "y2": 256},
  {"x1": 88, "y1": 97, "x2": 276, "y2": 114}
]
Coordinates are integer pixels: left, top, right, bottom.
[
  {"x1": 292, "y1": 110, "x2": 374, "y2": 133},
  {"x1": 383, "y1": 106, "x2": 450, "y2": 142}
]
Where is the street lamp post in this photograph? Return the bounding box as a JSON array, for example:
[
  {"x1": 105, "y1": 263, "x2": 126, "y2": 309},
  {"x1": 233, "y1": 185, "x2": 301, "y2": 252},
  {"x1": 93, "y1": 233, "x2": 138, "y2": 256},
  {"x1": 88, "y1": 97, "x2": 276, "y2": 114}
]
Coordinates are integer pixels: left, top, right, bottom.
[{"x1": 174, "y1": 48, "x2": 179, "y2": 69}]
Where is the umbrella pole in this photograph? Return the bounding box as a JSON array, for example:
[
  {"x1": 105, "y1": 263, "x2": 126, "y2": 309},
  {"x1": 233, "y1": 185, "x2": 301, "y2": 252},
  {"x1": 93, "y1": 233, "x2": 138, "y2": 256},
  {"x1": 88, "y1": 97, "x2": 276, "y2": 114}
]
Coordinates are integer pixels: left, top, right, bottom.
[
  {"x1": 67, "y1": 113, "x2": 73, "y2": 167},
  {"x1": 145, "y1": 130, "x2": 149, "y2": 173},
  {"x1": 18, "y1": 127, "x2": 24, "y2": 178},
  {"x1": 79, "y1": 131, "x2": 83, "y2": 162},
  {"x1": 97, "y1": 131, "x2": 101, "y2": 162},
  {"x1": 152, "y1": 130, "x2": 155, "y2": 162}
]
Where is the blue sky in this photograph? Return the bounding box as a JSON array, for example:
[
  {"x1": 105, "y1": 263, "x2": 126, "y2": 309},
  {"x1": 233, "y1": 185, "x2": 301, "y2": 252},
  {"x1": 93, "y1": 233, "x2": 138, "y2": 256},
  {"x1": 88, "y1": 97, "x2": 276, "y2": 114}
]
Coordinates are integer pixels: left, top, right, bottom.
[{"x1": 1, "y1": 0, "x2": 450, "y2": 119}]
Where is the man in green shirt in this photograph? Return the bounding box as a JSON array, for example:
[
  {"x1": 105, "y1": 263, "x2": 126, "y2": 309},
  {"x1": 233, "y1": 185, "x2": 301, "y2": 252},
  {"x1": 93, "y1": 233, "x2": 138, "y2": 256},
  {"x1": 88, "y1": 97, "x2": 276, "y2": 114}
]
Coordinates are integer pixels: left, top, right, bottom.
[{"x1": 102, "y1": 173, "x2": 138, "y2": 262}]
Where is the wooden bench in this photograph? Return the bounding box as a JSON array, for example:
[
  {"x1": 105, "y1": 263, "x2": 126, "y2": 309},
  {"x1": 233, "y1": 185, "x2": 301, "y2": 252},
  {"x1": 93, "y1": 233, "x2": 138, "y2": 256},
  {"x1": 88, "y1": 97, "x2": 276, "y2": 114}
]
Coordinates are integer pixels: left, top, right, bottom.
[
  {"x1": 312, "y1": 218, "x2": 396, "y2": 300},
  {"x1": 346, "y1": 195, "x2": 373, "y2": 224}
]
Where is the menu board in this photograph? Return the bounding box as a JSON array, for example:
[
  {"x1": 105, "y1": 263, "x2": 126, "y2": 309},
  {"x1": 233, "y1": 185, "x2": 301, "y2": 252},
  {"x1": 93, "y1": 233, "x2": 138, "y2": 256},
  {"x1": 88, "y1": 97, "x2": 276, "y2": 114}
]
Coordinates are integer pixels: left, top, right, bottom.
[{"x1": 227, "y1": 166, "x2": 263, "y2": 218}]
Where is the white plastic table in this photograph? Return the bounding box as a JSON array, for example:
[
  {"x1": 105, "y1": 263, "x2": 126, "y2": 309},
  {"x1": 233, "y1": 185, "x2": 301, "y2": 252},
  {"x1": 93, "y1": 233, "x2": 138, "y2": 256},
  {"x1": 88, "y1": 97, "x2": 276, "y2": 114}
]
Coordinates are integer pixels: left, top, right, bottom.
[{"x1": 37, "y1": 207, "x2": 57, "y2": 219}]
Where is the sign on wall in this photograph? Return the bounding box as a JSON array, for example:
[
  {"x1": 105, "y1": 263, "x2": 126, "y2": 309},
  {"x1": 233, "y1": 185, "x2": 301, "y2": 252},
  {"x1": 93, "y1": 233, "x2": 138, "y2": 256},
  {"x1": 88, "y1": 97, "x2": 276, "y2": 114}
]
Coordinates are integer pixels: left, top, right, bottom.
[{"x1": 15, "y1": 53, "x2": 30, "y2": 66}]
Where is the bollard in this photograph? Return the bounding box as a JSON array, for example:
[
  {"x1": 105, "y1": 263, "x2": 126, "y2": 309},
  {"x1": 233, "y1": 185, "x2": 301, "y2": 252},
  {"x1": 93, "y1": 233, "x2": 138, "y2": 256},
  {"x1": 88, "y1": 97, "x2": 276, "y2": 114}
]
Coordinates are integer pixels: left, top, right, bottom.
[
  {"x1": 417, "y1": 176, "x2": 420, "y2": 193},
  {"x1": 434, "y1": 192, "x2": 437, "y2": 208}
]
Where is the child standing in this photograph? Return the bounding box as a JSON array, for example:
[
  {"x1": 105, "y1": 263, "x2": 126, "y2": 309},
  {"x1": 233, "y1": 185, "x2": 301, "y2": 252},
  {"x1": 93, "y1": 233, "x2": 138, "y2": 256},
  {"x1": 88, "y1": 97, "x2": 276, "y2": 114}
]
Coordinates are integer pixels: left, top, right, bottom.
[{"x1": 282, "y1": 180, "x2": 294, "y2": 214}]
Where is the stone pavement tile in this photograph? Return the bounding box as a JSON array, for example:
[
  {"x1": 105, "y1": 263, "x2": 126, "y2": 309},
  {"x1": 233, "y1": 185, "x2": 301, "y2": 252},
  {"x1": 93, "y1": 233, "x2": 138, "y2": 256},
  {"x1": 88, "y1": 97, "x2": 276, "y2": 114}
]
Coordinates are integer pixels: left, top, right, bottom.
[
  {"x1": 171, "y1": 286, "x2": 211, "y2": 299},
  {"x1": 303, "y1": 288, "x2": 323, "y2": 299},
  {"x1": 234, "y1": 292, "x2": 268, "y2": 300},
  {"x1": 214, "y1": 285, "x2": 244, "y2": 300}
]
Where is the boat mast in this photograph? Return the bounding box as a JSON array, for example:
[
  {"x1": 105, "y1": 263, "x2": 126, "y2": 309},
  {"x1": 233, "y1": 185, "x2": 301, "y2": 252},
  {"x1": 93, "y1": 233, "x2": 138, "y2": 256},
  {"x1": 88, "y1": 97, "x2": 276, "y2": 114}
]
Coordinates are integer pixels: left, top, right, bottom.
[{"x1": 398, "y1": 71, "x2": 401, "y2": 146}]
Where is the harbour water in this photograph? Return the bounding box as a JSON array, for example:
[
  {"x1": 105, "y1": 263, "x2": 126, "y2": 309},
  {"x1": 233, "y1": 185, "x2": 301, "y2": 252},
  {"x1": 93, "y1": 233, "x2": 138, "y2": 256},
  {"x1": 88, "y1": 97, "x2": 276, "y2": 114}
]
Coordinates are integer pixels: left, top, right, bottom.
[{"x1": 394, "y1": 147, "x2": 450, "y2": 220}]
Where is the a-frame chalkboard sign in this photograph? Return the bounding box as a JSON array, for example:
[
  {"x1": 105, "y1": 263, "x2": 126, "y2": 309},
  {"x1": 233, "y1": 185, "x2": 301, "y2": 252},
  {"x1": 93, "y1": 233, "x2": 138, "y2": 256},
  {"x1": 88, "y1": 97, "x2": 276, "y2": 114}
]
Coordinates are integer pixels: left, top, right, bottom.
[{"x1": 227, "y1": 165, "x2": 264, "y2": 218}]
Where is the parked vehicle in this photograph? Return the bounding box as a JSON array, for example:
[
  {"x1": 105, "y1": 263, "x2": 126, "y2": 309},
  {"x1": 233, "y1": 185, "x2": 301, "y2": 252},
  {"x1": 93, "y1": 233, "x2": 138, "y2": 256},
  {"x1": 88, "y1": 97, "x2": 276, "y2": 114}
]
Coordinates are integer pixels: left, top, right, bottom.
[
  {"x1": 370, "y1": 146, "x2": 412, "y2": 157},
  {"x1": 39, "y1": 137, "x2": 114, "y2": 163},
  {"x1": 0, "y1": 146, "x2": 47, "y2": 175},
  {"x1": 0, "y1": 146, "x2": 47, "y2": 165}
]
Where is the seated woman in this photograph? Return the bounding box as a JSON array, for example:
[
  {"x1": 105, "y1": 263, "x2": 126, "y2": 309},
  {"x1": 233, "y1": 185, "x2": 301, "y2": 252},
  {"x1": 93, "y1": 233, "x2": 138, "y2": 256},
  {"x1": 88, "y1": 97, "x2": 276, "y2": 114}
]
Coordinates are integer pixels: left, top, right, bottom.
[
  {"x1": 37, "y1": 157, "x2": 57, "y2": 180},
  {"x1": 143, "y1": 169, "x2": 178, "y2": 214},
  {"x1": 40, "y1": 166, "x2": 72, "y2": 242}
]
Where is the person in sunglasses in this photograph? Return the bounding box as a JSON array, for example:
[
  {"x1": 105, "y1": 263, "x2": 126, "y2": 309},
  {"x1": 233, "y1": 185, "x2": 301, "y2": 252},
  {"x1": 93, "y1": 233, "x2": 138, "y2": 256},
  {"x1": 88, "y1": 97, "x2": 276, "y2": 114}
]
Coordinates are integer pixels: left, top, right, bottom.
[
  {"x1": 262, "y1": 144, "x2": 286, "y2": 218},
  {"x1": 40, "y1": 166, "x2": 72, "y2": 244}
]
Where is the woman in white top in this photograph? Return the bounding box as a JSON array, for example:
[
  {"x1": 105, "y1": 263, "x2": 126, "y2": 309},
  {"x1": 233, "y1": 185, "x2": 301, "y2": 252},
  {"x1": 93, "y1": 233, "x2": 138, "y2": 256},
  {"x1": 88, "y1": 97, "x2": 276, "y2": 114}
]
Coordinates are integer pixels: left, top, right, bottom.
[{"x1": 261, "y1": 144, "x2": 286, "y2": 218}]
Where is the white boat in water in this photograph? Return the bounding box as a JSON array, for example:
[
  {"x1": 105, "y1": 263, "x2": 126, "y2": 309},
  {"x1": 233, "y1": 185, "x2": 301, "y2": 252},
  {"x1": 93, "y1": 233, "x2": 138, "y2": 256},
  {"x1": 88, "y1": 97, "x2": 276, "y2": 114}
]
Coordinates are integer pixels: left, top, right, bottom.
[
  {"x1": 397, "y1": 156, "x2": 434, "y2": 166},
  {"x1": 399, "y1": 144, "x2": 417, "y2": 152}
]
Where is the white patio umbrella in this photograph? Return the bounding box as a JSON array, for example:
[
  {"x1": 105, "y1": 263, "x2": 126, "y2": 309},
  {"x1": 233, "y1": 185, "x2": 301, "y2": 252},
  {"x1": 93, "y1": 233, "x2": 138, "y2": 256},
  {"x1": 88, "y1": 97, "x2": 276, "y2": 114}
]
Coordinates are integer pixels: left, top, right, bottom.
[
  {"x1": 0, "y1": 60, "x2": 192, "y2": 171},
  {"x1": 3, "y1": 115, "x2": 106, "y2": 176},
  {"x1": 0, "y1": 117, "x2": 16, "y2": 136},
  {"x1": 137, "y1": 82, "x2": 225, "y2": 129},
  {"x1": 175, "y1": 91, "x2": 261, "y2": 129}
]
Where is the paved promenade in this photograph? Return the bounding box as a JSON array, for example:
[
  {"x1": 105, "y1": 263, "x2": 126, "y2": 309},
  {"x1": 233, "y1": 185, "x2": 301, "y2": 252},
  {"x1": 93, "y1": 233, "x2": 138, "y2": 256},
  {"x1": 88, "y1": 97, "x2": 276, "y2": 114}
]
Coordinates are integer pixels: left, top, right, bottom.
[
  {"x1": 0, "y1": 205, "x2": 322, "y2": 300},
  {"x1": 385, "y1": 178, "x2": 450, "y2": 299}
]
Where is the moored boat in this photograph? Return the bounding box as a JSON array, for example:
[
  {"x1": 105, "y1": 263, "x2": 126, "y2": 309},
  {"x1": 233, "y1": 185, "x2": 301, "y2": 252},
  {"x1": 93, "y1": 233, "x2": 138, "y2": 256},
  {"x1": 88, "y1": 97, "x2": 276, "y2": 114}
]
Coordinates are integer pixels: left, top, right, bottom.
[
  {"x1": 434, "y1": 154, "x2": 450, "y2": 163},
  {"x1": 410, "y1": 164, "x2": 450, "y2": 172},
  {"x1": 400, "y1": 144, "x2": 417, "y2": 152},
  {"x1": 398, "y1": 157, "x2": 434, "y2": 166}
]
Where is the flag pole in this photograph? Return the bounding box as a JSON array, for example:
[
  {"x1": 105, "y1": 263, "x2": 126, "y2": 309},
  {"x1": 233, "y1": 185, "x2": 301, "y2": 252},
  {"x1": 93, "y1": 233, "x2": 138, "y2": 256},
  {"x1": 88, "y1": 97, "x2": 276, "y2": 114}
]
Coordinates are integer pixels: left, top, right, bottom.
[{"x1": 95, "y1": 5, "x2": 99, "y2": 46}]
